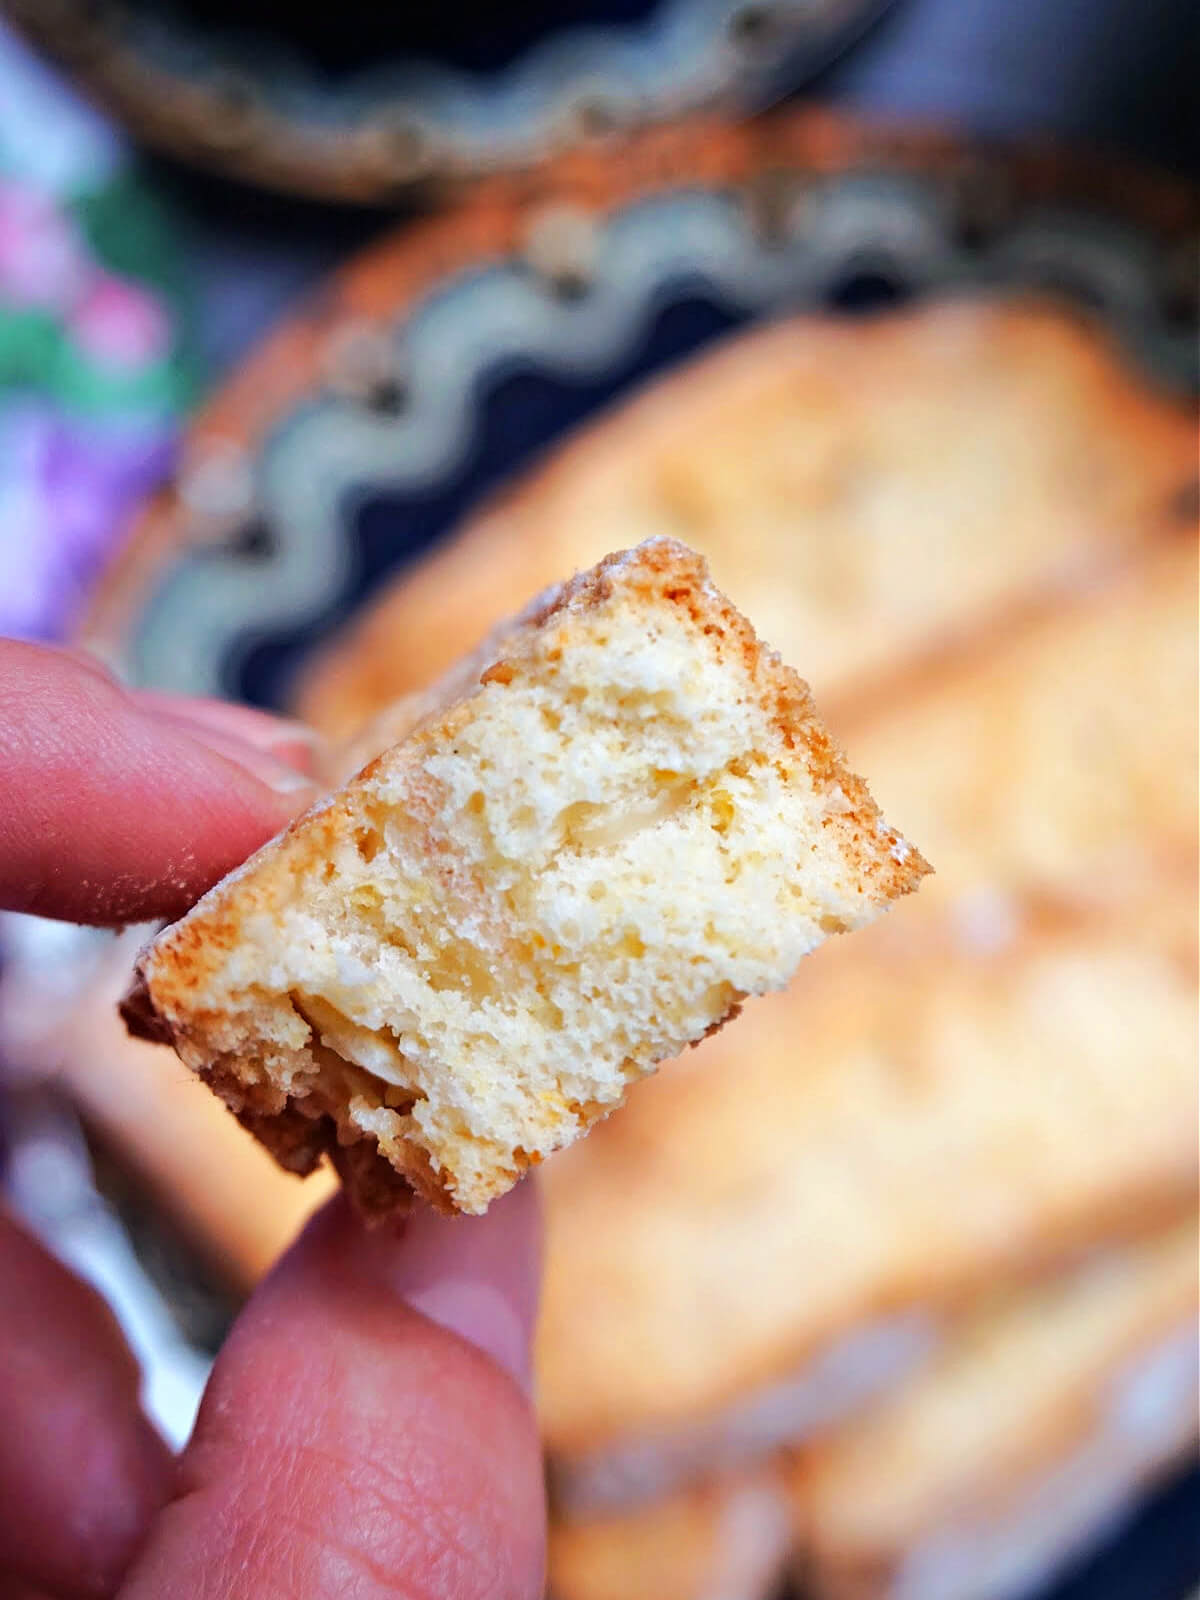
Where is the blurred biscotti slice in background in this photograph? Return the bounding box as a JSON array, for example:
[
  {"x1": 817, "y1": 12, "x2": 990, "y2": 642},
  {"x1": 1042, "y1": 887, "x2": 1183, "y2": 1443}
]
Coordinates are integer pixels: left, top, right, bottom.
[
  {"x1": 855, "y1": 537, "x2": 1197, "y2": 913},
  {"x1": 548, "y1": 1467, "x2": 791, "y2": 1600},
  {"x1": 297, "y1": 301, "x2": 1196, "y2": 741},
  {"x1": 788, "y1": 1219, "x2": 1199, "y2": 1600},
  {"x1": 539, "y1": 886, "x2": 1197, "y2": 1513}
]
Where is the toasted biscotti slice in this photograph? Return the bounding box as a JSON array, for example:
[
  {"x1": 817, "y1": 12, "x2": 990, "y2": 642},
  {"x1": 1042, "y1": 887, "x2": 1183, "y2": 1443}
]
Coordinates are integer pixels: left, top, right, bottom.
[
  {"x1": 788, "y1": 1218, "x2": 1199, "y2": 1600},
  {"x1": 122, "y1": 537, "x2": 927, "y2": 1217}
]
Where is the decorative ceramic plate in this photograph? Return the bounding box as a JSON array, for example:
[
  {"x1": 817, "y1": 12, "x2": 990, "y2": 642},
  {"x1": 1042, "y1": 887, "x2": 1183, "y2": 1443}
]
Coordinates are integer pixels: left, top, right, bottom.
[
  {"x1": 82, "y1": 105, "x2": 1199, "y2": 713},
  {"x1": 2, "y1": 0, "x2": 894, "y2": 201}
]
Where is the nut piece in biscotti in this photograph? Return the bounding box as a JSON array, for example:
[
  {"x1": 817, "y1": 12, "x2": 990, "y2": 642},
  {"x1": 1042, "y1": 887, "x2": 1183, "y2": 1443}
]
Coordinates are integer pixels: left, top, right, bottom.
[{"x1": 121, "y1": 538, "x2": 929, "y2": 1217}]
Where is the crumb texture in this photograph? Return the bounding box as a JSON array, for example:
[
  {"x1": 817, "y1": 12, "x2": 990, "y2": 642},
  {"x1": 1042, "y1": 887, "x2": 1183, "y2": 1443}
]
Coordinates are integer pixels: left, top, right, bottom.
[{"x1": 131, "y1": 539, "x2": 926, "y2": 1214}]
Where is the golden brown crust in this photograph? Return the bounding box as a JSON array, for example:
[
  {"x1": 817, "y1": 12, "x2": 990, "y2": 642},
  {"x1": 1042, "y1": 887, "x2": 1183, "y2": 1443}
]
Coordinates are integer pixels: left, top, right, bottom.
[
  {"x1": 329, "y1": 1140, "x2": 418, "y2": 1224},
  {"x1": 222, "y1": 1094, "x2": 332, "y2": 1178},
  {"x1": 118, "y1": 972, "x2": 172, "y2": 1047},
  {"x1": 121, "y1": 784, "x2": 458, "y2": 1216}
]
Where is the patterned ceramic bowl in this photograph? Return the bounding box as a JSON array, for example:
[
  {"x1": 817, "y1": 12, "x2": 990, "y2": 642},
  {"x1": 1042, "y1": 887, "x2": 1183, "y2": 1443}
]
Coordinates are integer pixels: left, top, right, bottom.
[
  {"x1": 1, "y1": 0, "x2": 894, "y2": 200},
  {"x1": 80, "y1": 105, "x2": 1198, "y2": 711}
]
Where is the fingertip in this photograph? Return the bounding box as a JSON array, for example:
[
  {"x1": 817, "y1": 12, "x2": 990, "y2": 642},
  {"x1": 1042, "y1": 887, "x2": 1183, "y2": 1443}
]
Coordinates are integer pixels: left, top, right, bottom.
[{"x1": 324, "y1": 1179, "x2": 543, "y2": 1395}]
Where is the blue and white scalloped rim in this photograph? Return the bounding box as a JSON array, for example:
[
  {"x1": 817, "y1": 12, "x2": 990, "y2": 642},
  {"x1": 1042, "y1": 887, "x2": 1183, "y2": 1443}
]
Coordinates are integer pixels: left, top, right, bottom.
[{"x1": 113, "y1": 0, "x2": 879, "y2": 164}]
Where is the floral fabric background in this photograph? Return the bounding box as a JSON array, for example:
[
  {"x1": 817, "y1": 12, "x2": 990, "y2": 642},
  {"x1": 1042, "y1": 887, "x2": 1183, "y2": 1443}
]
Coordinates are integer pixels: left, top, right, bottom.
[{"x1": 0, "y1": 25, "x2": 194, "y2": 642}]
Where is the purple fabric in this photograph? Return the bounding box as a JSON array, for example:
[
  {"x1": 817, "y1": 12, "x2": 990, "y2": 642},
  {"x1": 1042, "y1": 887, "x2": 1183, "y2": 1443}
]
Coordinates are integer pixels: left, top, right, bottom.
[{"x1": 0, "y1": 404, "x2": 175, "y2": 639}]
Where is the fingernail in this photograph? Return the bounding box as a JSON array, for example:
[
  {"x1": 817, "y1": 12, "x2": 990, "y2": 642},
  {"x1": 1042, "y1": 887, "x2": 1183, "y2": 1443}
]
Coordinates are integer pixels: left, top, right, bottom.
[
  {"x1": 258, "y1": 765, "x2": 317, "y2": 794},
  {"x1": 135, "y1": 691, "x2": 325, "y2": 775},
  {"x1": 194, "y1": 733, "x2": 317, "y2": 798},
  {"x1": 346, "y1": 1183, "x2": 541, "y2": 1394},
  {"x1": 218, "y1": 743, "x2": 318, "y2": 798},
  {"x1": 263, "y1": 733, "x2": 323, "y2": 776},
  {"x1": 147, "y1": 711, "x2": 322, "y2": 803}
]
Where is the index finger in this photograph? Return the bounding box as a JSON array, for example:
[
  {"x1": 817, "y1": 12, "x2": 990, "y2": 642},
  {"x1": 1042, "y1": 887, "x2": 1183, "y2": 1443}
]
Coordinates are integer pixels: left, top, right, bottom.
[{"x1": 0, "y1": 640, "x2": 319, "y2": 926}]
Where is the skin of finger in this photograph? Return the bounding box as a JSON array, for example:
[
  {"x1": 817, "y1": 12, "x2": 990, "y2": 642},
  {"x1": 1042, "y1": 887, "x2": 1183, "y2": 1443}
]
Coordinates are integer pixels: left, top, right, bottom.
[
  {"x1": 0, "y1": 1213, "x2": 171, "y2": 1600},
  {"x1": 0, "y1": 1581, "x2": 64, "y2": 1599},
  {"x1": 119, "y1": 1193, "x2": 546, "y2": 1600},
  {"x1": 0, "y1": 640, "x2": 313, "y2": 925}
]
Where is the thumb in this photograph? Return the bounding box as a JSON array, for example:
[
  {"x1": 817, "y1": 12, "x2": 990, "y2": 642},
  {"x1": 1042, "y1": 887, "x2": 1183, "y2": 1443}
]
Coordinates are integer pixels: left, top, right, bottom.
[{"x1": 118, "y1": 1183, "x2": 545, "y2": 1600}]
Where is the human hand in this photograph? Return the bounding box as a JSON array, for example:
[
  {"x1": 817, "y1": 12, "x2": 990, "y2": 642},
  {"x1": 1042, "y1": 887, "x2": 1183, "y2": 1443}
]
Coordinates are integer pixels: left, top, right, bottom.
[{"x1": 0, "y1": 640, "x2": 546, "y2": 1599}]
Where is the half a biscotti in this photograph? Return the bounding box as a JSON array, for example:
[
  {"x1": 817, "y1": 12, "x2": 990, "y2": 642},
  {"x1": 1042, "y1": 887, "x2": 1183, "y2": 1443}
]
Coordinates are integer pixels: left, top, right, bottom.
[{"x1": 122, "y1": 538, "x2": 928, "y2": 1216}]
